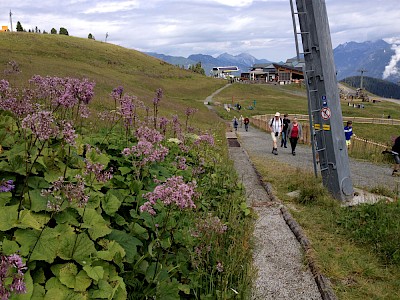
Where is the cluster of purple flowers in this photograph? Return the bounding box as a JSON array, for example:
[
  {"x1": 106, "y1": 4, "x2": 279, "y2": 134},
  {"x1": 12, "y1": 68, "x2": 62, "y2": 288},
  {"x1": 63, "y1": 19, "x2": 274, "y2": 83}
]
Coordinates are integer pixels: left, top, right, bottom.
[
  {"x1": 0, "y1": 80, "x2": 34, "y2": 118},
  {"x1": 61, "y1": 121, "x2": 77, "y2": 146},
  {"x1": 41, "y1": 175, "x2": 89, "y2": 211},
  {"x1": 21, "y1": 111, "x2": 59, "y2": 141},
  {"x1": 194, "y1": 133, "x2": 215, "y2": 147},
  {"x1": 175, "y1": 156, "x2": 188, "y2": 170},
  {"x1": 191, "y1": 213, "x2": 228, "y2": 238},
  {"x1": 141, "y1": 176, "x2": 197, "y2": 216},
  {"x1": 122, "y1": 126, "x2": 169, "y2": 166},
  {"x1": 118, "y1": 95, "x2": 136, "y2": 128},
  {"x1": 0, "y1": 253, "x2": 27, "y2": 299},
  {"x1": 84, "y1": 159, "x2": 113, "y2": 183},
  {"x1": 29, "y1": 75, "x2": 95, "y2": 108},
  {"x1": 185, "y1": 107, "x2": 198, "y2": 117},
  {"x1": 152, "y1": 88, "x2": 163, "y2": 106},
  {"x1": 0, "y1": 179, "x2": 14, "y2": 193}
]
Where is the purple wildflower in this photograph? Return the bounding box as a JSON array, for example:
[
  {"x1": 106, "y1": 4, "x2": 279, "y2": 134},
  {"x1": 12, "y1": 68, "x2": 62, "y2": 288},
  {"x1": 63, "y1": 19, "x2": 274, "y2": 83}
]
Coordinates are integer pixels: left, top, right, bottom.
[
  {"x1": 194, "y1": 133, "x2": 215, "y2": 147},
  {"x1": 78, "y1": 104, "x2": 90, "y2": 118},
  {"x1": 21, "y1": 111, "x2": 59, "y2": 141},
  {"x1": 42, "y1": 175, "x2": 89, "y2": 211},
  {"x1": 176, "y1": 156, "x2": 187, "y2": 170},
  {"x1": 84, "y1": 159, "x2": 113, "y2": 183},
  {"x1": 61, "y1": 121, "x2": 77, "y2": 146},
  {"x1": 153, "y1": 88, "x2": 163, "y2": 105},
  {"x1": 216, "y1": 262, "x2": 224, "y2": 273},
  {"x1": 0, "y1": 254, "x2": 27, "y2": 299},
  {"x1": 0, "y1": 179, "x2": 14, "y2": 193},
  {"x1": 111, "y1": 86, "x2": 124, "y2": 100},
  {"x1": 185, "y1": 107, "x2": 198, "y2": 117},
  {"x1": 140, "y1": 176, "x2": 197, "y2": 215}
]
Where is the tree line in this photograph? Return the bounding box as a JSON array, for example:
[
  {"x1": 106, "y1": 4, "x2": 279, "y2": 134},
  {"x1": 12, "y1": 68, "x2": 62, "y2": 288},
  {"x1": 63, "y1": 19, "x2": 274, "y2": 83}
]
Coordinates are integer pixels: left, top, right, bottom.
[{"x1": 14, "y1": 21, "x2": 95, "y2": 40}]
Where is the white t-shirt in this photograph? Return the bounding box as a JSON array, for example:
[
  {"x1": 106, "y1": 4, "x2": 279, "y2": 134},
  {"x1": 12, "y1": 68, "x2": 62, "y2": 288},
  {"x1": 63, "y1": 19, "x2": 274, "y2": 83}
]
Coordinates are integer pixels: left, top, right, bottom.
[{"x1": 270, "y1": 118, "x2": 282, "y2": 133}]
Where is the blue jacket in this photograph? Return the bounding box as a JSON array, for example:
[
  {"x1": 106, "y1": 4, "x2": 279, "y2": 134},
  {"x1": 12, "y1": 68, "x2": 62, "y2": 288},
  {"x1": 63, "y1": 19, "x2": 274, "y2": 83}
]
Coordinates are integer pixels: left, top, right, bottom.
[{"x1": 344, "y1": 126, "x2": 353, "y2": 141}]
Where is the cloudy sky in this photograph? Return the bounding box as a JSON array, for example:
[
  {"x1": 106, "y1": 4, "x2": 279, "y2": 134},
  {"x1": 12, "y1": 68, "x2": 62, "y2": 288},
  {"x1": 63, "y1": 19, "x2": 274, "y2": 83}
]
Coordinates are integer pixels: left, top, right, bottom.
[{"x1": 1, "y1": 0, "x2": 399, "y2": 62}]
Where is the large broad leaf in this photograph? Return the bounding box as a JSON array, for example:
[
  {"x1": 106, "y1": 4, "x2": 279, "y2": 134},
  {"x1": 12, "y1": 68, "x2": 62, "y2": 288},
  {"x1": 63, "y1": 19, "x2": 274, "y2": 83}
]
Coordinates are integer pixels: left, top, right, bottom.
[
  {"x1": 51, "y1": 263, "x2": 92, "y2": 292},
  {"x1": 97, "y1": 240, "x2": 125, "y2": 261},
  {"x1": 1, "y1": 238, "x2": 20, "y2": 255},
  {"x1": 0, "y1": 191, "x2": 12, "y2": 206},
  {"x1": 83, "y1": 265, "x2": 104, "y2": 282},
  {"x1": 102, "y1": 191, "x2": 122, "y2": 216},
  {"x1": 15, "y1": 210, "x2": 48, "y2": 230},
  {"x1": 71, "y1": 233, "x2": 97, "y2": 264},
  {"x1": 28, "y1": 189, "x2": 48, "y2": 212},
  {"x1": 24, "y1": 227, "x2": 60, "y2": 263},
  {"x1": 31, "y1": 283, "x2": 46, "y2": 300},
  {"x1": 44, "y1": 277, "x2": 87, "y2": 300},
  {"x1": 0, "y1": 204, "x2": 18, "y2": 231},
  {"x1": 86, "y1": 149, "x2": 110, "y2": 166},
  {"x1": 156, "y1": 278, "x2": 181, "y2": 300},
  {"x1": 107, "y1": 230, "x2": 142, "y2": 263},
  {"x1": 80, "y1": 208, "x2": 112, "y2": 240}
]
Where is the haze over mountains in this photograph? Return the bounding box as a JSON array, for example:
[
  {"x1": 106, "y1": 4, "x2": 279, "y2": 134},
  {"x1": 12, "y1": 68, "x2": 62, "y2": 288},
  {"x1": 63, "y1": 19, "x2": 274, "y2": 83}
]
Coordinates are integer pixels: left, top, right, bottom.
[{"x1": 146, "y1": 39, "x2": 400, "y2": 83}]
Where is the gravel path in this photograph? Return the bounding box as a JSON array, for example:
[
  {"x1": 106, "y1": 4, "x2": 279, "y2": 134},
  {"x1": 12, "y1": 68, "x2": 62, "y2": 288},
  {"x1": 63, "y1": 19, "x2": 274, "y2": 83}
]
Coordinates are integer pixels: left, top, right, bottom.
[{"x1": 229, "y1": 146, "x2": 322, "y2": 300}]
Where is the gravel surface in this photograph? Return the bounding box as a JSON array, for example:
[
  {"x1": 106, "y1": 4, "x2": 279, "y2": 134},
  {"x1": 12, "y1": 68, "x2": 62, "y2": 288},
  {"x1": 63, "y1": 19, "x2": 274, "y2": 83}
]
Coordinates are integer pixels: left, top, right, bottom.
[{"x1": 229, "y1": 146, "x2": 322, "y2": 300}]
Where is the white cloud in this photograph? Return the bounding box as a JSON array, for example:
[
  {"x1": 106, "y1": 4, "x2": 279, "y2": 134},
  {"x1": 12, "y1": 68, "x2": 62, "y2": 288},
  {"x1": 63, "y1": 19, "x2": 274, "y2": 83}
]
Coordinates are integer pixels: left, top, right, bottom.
[{"x1": 84, "y1": 1, "x2": 139, "y2": 14}]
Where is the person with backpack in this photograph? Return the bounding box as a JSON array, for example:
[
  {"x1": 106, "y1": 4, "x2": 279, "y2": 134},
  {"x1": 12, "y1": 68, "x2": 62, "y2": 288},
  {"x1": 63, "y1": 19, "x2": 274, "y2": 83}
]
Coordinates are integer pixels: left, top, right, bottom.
[
  {"x1": 269, "y1": 112, "x2": 283, "y2": 155},
  {"x1": 244, "y1": 117, "x2": 250, "y2": 132},
  {"x1": 280, "y1": 114, "x2": 290, "y2": 148},
  {"x1": 233, "y1": 116, "x2": 239, "y2": 132}
]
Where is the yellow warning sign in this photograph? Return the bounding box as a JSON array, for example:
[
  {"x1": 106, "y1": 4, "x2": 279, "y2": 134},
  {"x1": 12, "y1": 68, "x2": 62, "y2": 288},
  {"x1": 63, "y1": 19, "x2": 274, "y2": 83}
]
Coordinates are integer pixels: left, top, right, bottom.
[{"x1": 314, "y1": 124, "x2": 331, "y2": 131}]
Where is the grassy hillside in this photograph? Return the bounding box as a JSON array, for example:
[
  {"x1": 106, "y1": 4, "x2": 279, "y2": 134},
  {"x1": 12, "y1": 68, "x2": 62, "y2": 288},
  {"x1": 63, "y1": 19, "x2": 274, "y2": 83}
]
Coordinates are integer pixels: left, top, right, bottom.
[{"x1": 0, "y1": 32, "x2": 226, "y2": 130}]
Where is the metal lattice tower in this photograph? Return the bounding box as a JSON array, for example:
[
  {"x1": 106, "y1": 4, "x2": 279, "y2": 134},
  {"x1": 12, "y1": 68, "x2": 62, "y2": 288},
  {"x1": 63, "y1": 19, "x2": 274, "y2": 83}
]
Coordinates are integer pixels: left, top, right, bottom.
[{"x1": 291, "y1": 0, "x2": 354, "y2": 201}]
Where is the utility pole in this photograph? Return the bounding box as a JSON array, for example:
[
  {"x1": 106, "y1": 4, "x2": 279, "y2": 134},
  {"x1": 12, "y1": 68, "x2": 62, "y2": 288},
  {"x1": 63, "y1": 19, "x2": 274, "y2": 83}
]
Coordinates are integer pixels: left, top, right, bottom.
[
  {"x1": 9, "y1": 10, "x2": 13, "y2": 32},
  {"x1": 358, "y1": 69, "x2": 368, "y2": 89},
  {"x1": 292, "y1": 0, "x2": 354, "y2": 201}
]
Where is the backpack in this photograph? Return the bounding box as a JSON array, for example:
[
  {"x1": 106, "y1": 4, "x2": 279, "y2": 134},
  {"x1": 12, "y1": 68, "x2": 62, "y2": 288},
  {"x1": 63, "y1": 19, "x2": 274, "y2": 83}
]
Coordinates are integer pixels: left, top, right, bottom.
[{"x1": 270, "y1": 118, "x2": 283, "y2": 128}]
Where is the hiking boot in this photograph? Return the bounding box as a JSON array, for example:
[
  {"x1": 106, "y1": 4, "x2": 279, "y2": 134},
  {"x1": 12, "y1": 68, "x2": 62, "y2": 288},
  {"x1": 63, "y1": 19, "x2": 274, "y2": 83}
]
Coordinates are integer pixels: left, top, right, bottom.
[
  {"x1": 272, "y1": 148, "x2": 278, "y2": 155},
  {"x1": 292, "y1": 151, "x2": 296, "y2": 156},
  {"x1": 392, "y1": 170, "x2": 400, "y2": 177}
]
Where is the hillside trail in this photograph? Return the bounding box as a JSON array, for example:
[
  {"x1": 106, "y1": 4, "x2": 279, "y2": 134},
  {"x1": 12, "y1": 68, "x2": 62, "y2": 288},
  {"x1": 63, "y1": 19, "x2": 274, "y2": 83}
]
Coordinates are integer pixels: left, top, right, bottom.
[{"x1": 205, "y1": 84, "x2": 400, "y2": 299}]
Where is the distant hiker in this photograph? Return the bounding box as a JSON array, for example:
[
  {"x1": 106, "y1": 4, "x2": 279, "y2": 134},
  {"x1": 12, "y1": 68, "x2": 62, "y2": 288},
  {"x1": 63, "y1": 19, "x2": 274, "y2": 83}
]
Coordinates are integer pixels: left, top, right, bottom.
[
  {"x1": 244, "y1": 117, "x2": 250, "y2": 132},
  {"x1": 280, "y1": 114, "x2": 290, "y2": 148},
  {"x1": 287, "y1": 117, "x2": 302, "y2": 156},
  {"x1": 391, "y1": 136, "x2": 400, "y2": 176},
  {"x1": 239, "y1": 115, "x2": 244, "y2": 128},
  {"x1": 344, "y1": 121, "x2": 353, "y2": 149},
  {"x1": 269, "y1": 112, "x2": 282, "y2": 155},
  {"x1": 233, "y1": 116, "x2": 238, "y2": 132}
]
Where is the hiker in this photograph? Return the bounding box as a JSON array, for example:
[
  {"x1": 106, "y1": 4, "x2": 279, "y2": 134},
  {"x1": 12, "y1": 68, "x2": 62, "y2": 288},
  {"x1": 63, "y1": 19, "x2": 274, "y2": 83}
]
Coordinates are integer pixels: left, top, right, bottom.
[
  {"x1": 280, "y1": 114, "x2": 290, "y2": 148},
  {"x1": 244, "y1": 117, "x2": 250, "y2": 132},
  {"x1": 344, "y1": 121, "x2": 353, "y2": 149},
  {"x1": 233, "y1": 116, "x2": 238, "y2": 132},
  {"x1": 287, "y1": 117, "x2": 302, "y2": 156},
  {"x1": 239, "y1": 115, "x2": 244, "y2": 128},
  {"x1": 391, "y1": 136, "x2": 400, "y2": 176},
  {"x1": 269, "y1": 112, "x2": 282, "y2": 155}
]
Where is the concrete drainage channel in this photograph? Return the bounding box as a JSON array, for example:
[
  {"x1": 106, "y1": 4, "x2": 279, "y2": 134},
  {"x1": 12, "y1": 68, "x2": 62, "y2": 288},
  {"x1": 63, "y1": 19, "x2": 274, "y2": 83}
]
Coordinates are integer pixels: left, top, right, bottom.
[{"x1": 226, "y1": 132, "x2": 240, "y2": 147}]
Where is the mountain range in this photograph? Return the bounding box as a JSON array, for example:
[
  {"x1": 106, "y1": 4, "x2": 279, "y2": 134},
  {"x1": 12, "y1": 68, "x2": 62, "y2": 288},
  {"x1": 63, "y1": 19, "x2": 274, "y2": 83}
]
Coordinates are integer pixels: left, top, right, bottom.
[{"x1": 146, "y1": 39, "x2": 400, "y2": 83}]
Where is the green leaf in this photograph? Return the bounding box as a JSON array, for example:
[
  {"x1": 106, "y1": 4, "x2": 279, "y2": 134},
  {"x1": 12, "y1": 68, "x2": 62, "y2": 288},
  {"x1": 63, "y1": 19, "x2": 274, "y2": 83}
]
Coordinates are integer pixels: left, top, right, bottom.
[
  {"x1": 107, "y1": 230, "x2": 142, "y2": 263},
  {"x1": 0, "y1": 205, "x2": 18, "y2": 231},
  {"x1": 0, "y1": 192, "x2": 12, "y2": 206},
  {"x1": 97, "y1": 240, "x2": 125, "y2": 261},
  {"x1": 31, "y1": 283, "x2": 46, "y2": 300},
  {"x1": 118, "y1": 166, "x2": 131, "y2": 175},
  {"x1": 89, "y1": 279, "x2": 113, "y2": 299},
  {"x1": 51, "y1": 263, "x2": 92, "y2": 292},
  {"x1": 87, "y1": 149, "x2": 110, "y2": 166},
  {"x1": 80, "y1": 208, "x2": 112, "y2": 240},
  {"x1": 156, "y1": 278, "x2": 181, "y2": 300},
  {"x1": 70, "y1": 233, "x2": 97, "y2": 264},
  {"x1": 1, "y1": 238, "x2": 20, "y2": 255},
  {"x1": 102, "y1": 191, "x2": 122, "y2": 216},
  {"x1": 83, "y1": 265, "x2": 104, "y2": 282},
  {"x1": 27, "y1": 175, "x2": 49, "y2": 189},
  {"x1": 15, "y1": 210, "x2": 46, "y2": 230},
  {"x1": 25, "y1": 228, "x2": 60, "y2": 263},
  {"x1": 28, "y1": 189, "x2": 49, "y2": 212}
]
